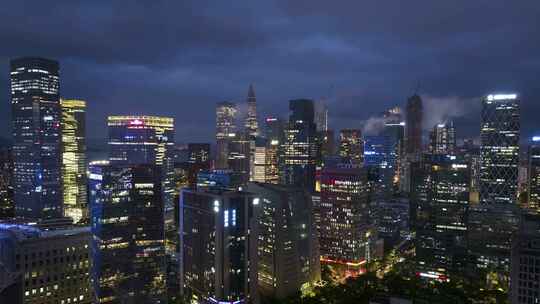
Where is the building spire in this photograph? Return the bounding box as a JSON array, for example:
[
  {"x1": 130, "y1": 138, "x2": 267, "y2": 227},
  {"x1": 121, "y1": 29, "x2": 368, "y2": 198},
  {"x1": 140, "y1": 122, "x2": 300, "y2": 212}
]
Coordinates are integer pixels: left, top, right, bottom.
[{"x1": 245, "y1": 84, "x2": 259, "y2": 137}]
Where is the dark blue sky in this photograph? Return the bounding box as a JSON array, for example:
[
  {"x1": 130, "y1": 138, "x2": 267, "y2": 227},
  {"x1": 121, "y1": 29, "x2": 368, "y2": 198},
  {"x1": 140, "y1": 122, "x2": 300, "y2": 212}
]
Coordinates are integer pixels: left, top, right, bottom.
[{"x1": 1, "y1": 1, "x2": 539, "y2": 143}]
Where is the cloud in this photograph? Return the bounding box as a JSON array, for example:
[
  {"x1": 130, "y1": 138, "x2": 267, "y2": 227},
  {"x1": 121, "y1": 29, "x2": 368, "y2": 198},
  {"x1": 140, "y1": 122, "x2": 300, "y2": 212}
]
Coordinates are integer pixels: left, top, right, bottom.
[{"x1": 421, "y1": 95, "x2": 480, "y2": 131}]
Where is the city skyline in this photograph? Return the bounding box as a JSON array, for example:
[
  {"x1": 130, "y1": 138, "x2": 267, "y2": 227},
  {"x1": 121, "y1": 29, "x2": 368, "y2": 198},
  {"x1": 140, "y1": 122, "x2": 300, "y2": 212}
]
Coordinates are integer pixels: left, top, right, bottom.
[
  {"x1": 1, "y1": 2, "x2": 540, "y2": 304},
  {"x1": 0, "y1": 2, "x2": 539, "y2": 142}
]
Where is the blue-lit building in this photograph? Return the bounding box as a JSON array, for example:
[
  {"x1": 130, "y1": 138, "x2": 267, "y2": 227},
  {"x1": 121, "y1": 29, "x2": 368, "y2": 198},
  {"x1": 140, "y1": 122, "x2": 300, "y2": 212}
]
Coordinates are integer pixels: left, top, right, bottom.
[
  {"x1": 11, "y1": 57, "x2": 61, "y2": 219},
  {"x1": 364, "y1": 135, "x2": 394, "y2": 195},
  {"x1": 89, "y1": 161, "x2": 166, "y2": 303}
]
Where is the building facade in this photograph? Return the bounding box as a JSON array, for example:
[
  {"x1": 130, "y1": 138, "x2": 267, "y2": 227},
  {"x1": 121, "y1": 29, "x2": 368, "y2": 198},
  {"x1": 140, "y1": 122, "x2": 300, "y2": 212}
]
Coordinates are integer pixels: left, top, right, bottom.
[
  {"x1": 428, "y1": 121, "x2": 456, "y2": 155},
  {"x1": 89, "y1": 162, "x2": 167, "y2": 303},
  {"x1": 60, "y1": 99, "x2": 87, "y2": 223},
  {"x1": 247, "y1": 183, "x2": 320, "y2": 299},
  {"x1": 11, "y1": 57, "x2": 62, "y2": 219},
  {"x1": 180, "y1": 188, "x2": 258, "y2": 303},
  {"x1": 216, "y1": 102, "x2": 237, "y2": 169},
  {"x1": 0, "y1": 223, "x2": 92, "y2": 304},
  {"x1": 528, "y1": 136, "x2": 540, "y2": 212},
  {"x1": 318, "y1": 164, "x2": 371, "y2": 275},
  {"x1": 479, "y1": 94, "x2": 520, "y2": 205},
  {"x1": 412, "y1": 154, "x2": 470, "y2": 278},
  {"x1": 281, "y1": 99, "x2": 318, "y2": 192},
  {"x1": 339, "y1": 129, "x2": 363, "y2": 166},
  {"x1": 510, "y1": 213, "x2": 540, "y2": 304},
  {"x1": 0, "y1": 149, "x2": 14, "y2": 219}
]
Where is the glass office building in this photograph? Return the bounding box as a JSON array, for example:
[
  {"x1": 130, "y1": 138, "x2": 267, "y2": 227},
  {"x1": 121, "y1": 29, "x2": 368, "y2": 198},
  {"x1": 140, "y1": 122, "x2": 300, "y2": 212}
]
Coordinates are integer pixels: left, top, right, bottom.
[
  {"x1": 11, "y1": 57, "x2": 61, "y2": 219},
  {"x1": 89, "y1": 162, "x2": 166, "y2": 303},
  {"x1": 60, "y1": 99, "x2": 87, "y2": 223}
]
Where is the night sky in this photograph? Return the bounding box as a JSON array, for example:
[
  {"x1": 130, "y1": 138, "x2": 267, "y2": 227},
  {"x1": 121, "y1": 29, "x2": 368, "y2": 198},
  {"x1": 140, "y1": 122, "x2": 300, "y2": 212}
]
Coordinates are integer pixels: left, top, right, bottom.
[{"x1": 1, "y1": 1, "x2": 539, "y2": 143}]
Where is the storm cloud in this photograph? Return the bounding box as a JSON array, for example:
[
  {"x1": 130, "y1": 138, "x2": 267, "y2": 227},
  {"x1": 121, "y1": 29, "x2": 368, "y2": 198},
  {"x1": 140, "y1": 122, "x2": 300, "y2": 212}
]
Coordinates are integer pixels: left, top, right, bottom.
[{"x1": 0, "y1": 0, "x2": 539, "y2": 142}]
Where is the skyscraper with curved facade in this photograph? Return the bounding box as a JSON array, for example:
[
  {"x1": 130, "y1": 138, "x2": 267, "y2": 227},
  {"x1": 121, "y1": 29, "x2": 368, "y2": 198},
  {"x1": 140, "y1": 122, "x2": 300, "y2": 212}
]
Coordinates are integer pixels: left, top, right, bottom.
[{"x1": 10, "y1": 57, "x2": 62, "y2": 219}]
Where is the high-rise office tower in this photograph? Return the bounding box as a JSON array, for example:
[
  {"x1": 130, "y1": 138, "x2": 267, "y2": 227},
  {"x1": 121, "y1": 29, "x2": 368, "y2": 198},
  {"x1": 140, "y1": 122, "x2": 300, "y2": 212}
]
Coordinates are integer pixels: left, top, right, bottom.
[
  {"x1": 281, "y1": 99, "x2": 318, "y2": 192},
  {"x1": 0, "y1": 148, "x2": 14, "y2": 219},
  {"x1": 180, "y1": 188, "x2": 258, "y2": 304},
  {"x1": 11, "y1": 57, "x2": 61, "y2": 219},
  {"x1": 89, "y1": 162, "x2": 166, "y2": 303},
  {"x1": 107, "y1": 115, "x2": 174, "y2": 166},
  {"x1": 227, "y1": 131, "x2": 251, "y2": 184},
  {"x1": 315, "y1": 100, "x2": 328, "y2": 132},
  {"x1": 405, "y1": 94, "x2": 423, "y2": 155},
  {"x1": 510, "y1": 213, "x2": 540, "y2": 304},
  {"x1": 0, "y1": 222, "x2": 92, "y2": 304},
  {"x1": 264, "y1": 117, "x2": 284, "y2": 184},
  {"x1": 247, "y1": 183, "x2": 321, "y2": 300},
  {"x1": 479, "y1": 94, "x2": 520, "y2": 205},
  {"x1": 339, "y1": 129, "x2": 363, "y2": 165},
  {"x1": 216, "y1": 102, "x2": 237, "y2": 169},
  {"x1": 364, "y1": 135, "x2": 394, "y2": 197},
  {"x1": 252, "y1": 139, "x2": 267, "y2": 183},
  {"x1": 428, "y1": 121, "x2": 456, "y2": 155},
  {"x1": 107, "y1": 115, "x2": 175, "y2": 245},
  {"x1": 412, "y1": 154, "x2": 470, "y2": 279},
  {"x1": 528, "y1": 136, "x2": 540, "y2": 212},
  {"x1": 318, "y1": 164, "x2": 371, "y2": 276},
  {"x1": 383, "y1": 121, "x2": 405, "y2": 190},
  {"x1": 60, "y1": 99, "x2": 87, "y2": 223},
  {"x1": 244, "y1": 84, "x2": 259, "y2": 138}
]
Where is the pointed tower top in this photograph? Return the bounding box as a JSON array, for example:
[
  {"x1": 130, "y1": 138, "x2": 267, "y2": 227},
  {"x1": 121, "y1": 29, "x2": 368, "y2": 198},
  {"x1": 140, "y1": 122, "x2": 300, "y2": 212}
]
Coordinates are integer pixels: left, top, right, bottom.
[{"x1": 248, "y1": 84, "x2": 255, "y2": 99}]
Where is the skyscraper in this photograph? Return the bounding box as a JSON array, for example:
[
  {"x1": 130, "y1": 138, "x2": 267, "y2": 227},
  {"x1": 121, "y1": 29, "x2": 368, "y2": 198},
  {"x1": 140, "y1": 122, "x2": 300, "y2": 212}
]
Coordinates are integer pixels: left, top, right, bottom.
[
  {"x1": 107, "y1": 115, "x2": 174, "y2": 166},
  {"x1": 247, "y1": 183, "x2": 321, "y2": 299},
  {"x1": 264, "y1": 117, "x2": 284, "y2": 184},
  {"x1": 227, "y1": 131, "x2": 251, "y2": 184},
  {"x1": 281, "y1": 99, "x2": 318, "y2": 192},
  {"x1": 479, "y1": 94, "x2": 520, "y2": 205},
  {"x1": 89, "y1": 162, "x2": 167, "y2": 303},
  {"x1": 413, "y1": 154, "x2": 470, "y2": 279},
  {"x1": 405, "y1": 94, "x2": 423, "y2": 156},
  {"x1": 428, "y1": 121, "x2": 456, "y2": 155},
  {"x1": 252, "y1": 139, "x2": 267, "y2": 183},
  {"x1": 318, "y1": 164, "x2": 371, "y2": 276},
  {"x1": 216, "y1": 102, "x2": 237, "y2": 169},
  {"x1": 107, "y1": 116, "x2": 175, "y2": 207},
  {"x1": 180, "y1": 188, "x2": 258, "y2": 303},
  {"x1": 11, "y1": 57, "x2": 61, "y2": 219},
  {"x1": 315, "y1": 100, "x2": 328, "y2": 132},
  {"x1": 510, "y1": 213, "x2": 540, "y2": 304},
  {"x1": 364, "y1": 135, "x2": 394, "y2": 196},
  {"x1": 244, "y1": 84, "x2": 259, "y2": 138},
  {"x1": 60, "y1": 99, "x2": 87, "y2": 223},
  {"x1": 339, "y1": 129, "x2": 363, "y2": 165},
  {"x1": 528, "y1": 136, "x2": 540, "y2": 212},
  {"x1": 0, "y1": 149, "x2": 14, "y2": 219}
]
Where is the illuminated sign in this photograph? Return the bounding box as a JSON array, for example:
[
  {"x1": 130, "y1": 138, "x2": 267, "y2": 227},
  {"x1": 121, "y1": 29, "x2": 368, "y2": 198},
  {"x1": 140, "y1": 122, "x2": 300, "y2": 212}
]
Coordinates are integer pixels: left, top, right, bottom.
[
  {"x1": 533, "y1": 136, "x2": 540, "y2": 142},
  {"x1": 89, "y1": 173, "x2": 103, "y2": 181},
  {"x1": 487, "y1": 94, "x2": 517, "y2": 101}
]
